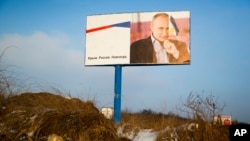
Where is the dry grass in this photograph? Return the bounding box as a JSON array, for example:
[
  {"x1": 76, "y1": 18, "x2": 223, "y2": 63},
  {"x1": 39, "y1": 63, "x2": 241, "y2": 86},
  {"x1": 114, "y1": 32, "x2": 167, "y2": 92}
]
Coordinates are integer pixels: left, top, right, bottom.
[
  {"x1": 0, "y1": 92, "x2": 127, "y2": 141},
  {"x1": 120, "y1": 110, "x2": 230, "y2": 141},
  {"x1": 121, "y1": 111, "x2": 187, "y2": 131},
  {"x1": 0, "y1": 92, "x2": 232, "y2": 141},
  {"x1": 0, "y1": 91, "x2": 231, "y2": 141}
]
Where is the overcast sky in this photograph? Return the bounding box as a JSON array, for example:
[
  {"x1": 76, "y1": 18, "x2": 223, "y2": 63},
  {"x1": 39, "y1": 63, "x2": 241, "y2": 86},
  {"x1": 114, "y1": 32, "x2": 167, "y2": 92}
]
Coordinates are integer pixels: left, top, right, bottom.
[{"x1": 0, "y1": 0, "x2": 250, "y2": 123}]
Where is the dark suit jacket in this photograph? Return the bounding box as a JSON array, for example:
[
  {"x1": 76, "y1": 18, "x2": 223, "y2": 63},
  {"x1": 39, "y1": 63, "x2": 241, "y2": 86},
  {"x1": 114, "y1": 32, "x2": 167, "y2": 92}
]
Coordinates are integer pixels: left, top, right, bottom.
[{"x1": 130, "y1": 36, "x2": 190, "y2": 64}]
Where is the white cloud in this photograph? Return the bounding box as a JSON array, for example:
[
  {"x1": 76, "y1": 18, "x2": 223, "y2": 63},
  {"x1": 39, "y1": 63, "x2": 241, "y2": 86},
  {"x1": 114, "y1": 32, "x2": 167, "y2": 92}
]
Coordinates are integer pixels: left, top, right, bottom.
[
  {"x1": 0, "y1": 31, "x2": 83, "y2": 73},
  {"x1": 0, "y1": 31, "x2": 116, "y2": 95}
]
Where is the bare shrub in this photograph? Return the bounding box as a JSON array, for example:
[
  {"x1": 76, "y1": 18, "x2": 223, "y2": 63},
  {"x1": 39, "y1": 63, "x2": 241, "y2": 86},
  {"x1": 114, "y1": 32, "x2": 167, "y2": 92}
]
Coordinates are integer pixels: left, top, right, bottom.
[
  {"x1": 178, "y1": 91, "x2": 225, "y2": 122},
  {"x1": 0, "y1": 46, "x2": 25, "y2": 96},
  {"x1": 169, "y1": 91, "x2": 229, "y2": 141}
]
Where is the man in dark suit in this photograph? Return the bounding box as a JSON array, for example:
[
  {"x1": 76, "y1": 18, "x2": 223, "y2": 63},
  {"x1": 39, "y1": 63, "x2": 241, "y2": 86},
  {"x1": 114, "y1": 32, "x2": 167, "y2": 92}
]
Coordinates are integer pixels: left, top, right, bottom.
[{"x1": 130, "y1": 13, "x2": 190, "y2": 64}]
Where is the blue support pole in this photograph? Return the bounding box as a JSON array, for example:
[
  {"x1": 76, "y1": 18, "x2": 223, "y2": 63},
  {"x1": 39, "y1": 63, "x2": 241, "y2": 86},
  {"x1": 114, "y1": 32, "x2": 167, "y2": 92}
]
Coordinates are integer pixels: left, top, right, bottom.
[{"x1": 114, "y1": 65, "x2": 122, "y2": 124}]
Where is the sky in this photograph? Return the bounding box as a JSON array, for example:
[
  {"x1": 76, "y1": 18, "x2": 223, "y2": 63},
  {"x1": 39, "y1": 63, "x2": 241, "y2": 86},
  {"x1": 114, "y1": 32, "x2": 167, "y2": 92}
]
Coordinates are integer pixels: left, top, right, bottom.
[{"x1": 0, "y1": 0, "x2": 250, "y2": 123}]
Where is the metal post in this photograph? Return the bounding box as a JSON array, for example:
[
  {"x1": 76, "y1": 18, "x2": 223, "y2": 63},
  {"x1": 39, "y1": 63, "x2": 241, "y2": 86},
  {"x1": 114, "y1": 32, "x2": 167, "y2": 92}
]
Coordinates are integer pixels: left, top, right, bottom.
[{"x1": 114, "y1": 65, "x2": 122, "y2": 124}]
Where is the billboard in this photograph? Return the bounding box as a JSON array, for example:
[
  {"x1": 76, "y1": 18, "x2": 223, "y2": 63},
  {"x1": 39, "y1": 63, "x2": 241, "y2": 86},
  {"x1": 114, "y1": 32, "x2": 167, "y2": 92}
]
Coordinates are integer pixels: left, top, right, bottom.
[{"x1": 85, "y1": 11, "x2": 190, "y2": 66}]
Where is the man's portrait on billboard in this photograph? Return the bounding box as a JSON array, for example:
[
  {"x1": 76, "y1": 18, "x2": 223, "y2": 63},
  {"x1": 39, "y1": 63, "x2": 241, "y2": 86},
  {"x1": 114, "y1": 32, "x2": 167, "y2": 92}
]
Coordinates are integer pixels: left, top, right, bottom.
[{"x1": 130, "y1": 11, "x2": 190, "y2": 64}]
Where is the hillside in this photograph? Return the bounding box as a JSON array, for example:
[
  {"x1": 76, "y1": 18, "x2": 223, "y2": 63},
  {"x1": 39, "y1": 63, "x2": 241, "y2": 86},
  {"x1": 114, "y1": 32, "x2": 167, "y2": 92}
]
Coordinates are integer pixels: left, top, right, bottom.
[
  {"x1": 0, "y1": 92, "x2": 128, "y2": 141},
  {"x1": 0, "y1": 92, "x2": 232, "y2": 141}
]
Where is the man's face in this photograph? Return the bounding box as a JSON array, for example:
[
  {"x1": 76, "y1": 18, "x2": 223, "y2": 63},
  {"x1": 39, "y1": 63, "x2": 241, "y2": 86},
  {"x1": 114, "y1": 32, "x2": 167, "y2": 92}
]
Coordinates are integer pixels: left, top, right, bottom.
[{"x1": 151, "y1": 16, "x2": 169, "y2": 42}]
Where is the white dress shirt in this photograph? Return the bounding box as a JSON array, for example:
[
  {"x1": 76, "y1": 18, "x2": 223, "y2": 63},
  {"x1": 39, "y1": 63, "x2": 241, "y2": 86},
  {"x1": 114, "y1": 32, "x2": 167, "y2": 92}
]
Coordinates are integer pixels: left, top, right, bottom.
[{"x1": 151, "y1": 35, "x2": 169, "y2": 63}]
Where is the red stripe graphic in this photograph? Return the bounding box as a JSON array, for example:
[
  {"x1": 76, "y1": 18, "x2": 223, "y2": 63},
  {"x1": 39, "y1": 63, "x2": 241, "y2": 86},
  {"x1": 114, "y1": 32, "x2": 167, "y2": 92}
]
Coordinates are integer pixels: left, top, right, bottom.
[
  {"x1": 86, "y1": 25, "x2": 112, "y2": 33},
  {"x1": 86, "y1": 22, "x2": 130, "y2": 33}
]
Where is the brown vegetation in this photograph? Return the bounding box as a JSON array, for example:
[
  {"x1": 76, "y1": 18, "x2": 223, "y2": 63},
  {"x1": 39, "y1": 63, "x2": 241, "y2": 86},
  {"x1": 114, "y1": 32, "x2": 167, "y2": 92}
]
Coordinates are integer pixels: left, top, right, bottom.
[
  {"x1": 119, "y1": 93, "x2": 231, "y2": 141},
  {"x1": 119, "y1": 110, "x2": 230, "y2": 141},
  {"x1": 0, "y1": 92, "x2": 125, "y2": 141},
  {"x1": 0, "y1": 91, "x2": 231, "y2": 141}
]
